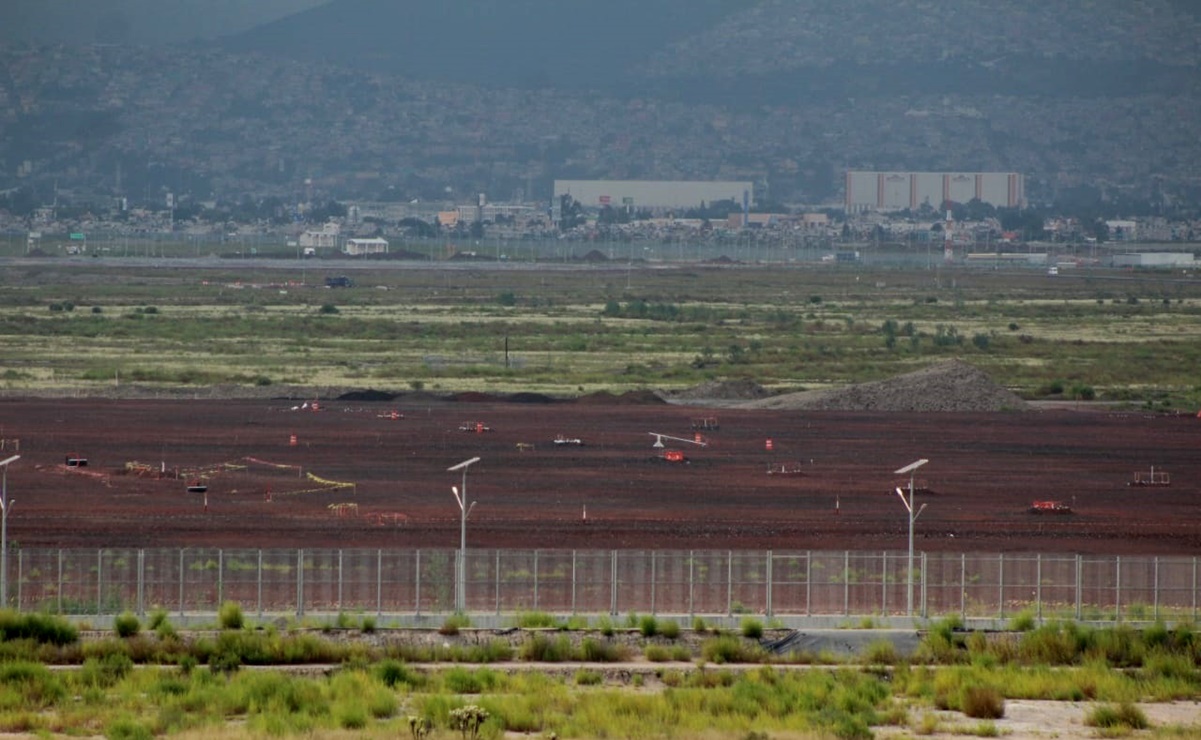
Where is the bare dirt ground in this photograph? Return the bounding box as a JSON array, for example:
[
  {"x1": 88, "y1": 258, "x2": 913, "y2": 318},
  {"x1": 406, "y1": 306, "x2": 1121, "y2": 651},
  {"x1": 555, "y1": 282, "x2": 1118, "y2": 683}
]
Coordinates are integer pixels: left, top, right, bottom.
[{"x1": 1, "y1": 396, "x2": 1198, "y2": 554}]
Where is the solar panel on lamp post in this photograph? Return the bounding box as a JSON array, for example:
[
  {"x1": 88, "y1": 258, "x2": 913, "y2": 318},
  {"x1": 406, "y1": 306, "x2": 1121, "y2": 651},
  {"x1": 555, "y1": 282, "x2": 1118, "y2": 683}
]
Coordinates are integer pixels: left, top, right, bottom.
[
  {"x1": 0, "y1": 455, "x2": 20, "y2": 609},
  {"x1": 447, "y1": 456, "x2": 480, "y2": 614},
  {"x1": 893, "y1": 458, "x2": 928, "y2": 617}
]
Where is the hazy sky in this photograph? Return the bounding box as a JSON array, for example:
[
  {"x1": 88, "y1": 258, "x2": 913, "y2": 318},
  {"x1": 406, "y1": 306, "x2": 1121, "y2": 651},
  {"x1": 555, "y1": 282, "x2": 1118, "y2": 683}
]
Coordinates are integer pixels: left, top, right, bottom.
[{"x1": 0, "y1": 0, "x2": 328, "y2": 44}]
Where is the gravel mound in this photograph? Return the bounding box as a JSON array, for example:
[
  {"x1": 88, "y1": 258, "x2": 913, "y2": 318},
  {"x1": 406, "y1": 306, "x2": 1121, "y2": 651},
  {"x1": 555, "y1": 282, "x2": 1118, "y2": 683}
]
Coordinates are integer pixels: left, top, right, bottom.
[
  {"x1": 741, "y1": 360, "x2": 1028, "y2": 412},
  {"x1": 664, "y1": 379, "x2": 772, "y2": 402}
]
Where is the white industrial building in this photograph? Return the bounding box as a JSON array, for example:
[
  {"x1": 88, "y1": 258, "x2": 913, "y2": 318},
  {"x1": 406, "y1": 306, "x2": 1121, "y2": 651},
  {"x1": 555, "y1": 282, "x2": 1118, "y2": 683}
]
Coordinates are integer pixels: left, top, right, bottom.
[
  {"x1": 845, "y1": 171, "x2": 1025, "y2": 213},
  {"x1": 554, "y1": 180, "x2": 753, "y2": 212},
  {"x1": 343, "y1": 237, "x2": 389, "y2": 256},
  {"x1": 1111, "y1": 252, "x2": 1195, "y2": 268}
]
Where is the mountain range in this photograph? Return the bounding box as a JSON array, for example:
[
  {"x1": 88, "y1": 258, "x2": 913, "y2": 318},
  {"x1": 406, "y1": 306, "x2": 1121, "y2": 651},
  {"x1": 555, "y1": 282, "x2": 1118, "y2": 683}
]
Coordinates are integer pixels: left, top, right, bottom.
[{"x1": 1, "y1": 1, "x2": 1199, "y2": 209}]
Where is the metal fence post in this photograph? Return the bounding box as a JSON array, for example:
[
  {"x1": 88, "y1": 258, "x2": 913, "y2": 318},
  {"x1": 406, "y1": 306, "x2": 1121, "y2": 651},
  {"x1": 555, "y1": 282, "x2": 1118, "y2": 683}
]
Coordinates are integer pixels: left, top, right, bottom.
[
  {"x1": 136, "y1": 549, "x2": 144, "y2": 617},
  {"x1": 1115, "y1": 555, "x2": 1121, "y2": 624},
  {"x1": 376, "y1": 549, "x2": 382, "y2": 617},
  {"x1": 218, "y1": 549, "x2": 224, "y2": 607},
  {"x1": 921, "y1": 552, "x2": 928, "y2": 618},
  {"x1": 415, "y1": 550, "x2": 421, "y2": 618},
  {"x1": 337, "y1": 549, "x2": 343, "y2": 612},
  {"x1": 296, "y1": 549, "x2": 304, "y2": 619},
  {"x1": 571, "y1": 550, "x2": 577, "y2": 614},
  {"x1": 179, "y1": 549, "x2": 185, "y2": 617},
  {"x1": 57, "y1": 549, "x2": 63, "y2": 615},
  {"x1": 843, "y1": 550, "x2": 849, "y2": 617},
  {"x1": 1193, "y1": 556, "x2": 1198, "y2": 623},
  {"x1": 960, "y1": 553, "x2": 966, "y2": 622},
  {"x1": 534, "y1": 550, "x2": 540, "y2": 612},
  {"x1": 650, "y1": 550, "x2": 655, "y2": 615},
  {"x1": 257, "y1": 549, "x2": 263, "y2": 619},
  {"x1": 688, "y1": 550, "x2": 694, "y2": 618},
  {"x1": 805, "y1": 551, "x2": 811, "y2": 617},
  {"x1": 16, "y1": 549, "x2": 22, "y2": 612},
  {"x1": 495, "y1": 550, "x2": 501, "y2": 615},
  {"x1": 1153, "y1": 556, "x2": 1159, "y2": 622},
  {"x1": 881, "y1": 552, "x2": 887, "y2": 616},
  {"x1": 1036, "y1": 554, "x2": 1042, "y2": 624},
  {"x1": 998, "y1": 553, "x2": 1004, "y2": 620},
  {"x1": 1080, "y1": 552, "x2": 1090, "y2": 619},
  {"x1": 610, "y1": 550, "x2": 618, "y2": 616},
  {"x1": 727, "y1": 551, "x2": 733, "y2": 617},
  {"x1": 96, "y1": 549, "x2": 102, "y2": 616},
  {"x1": 766, "y1": 550, "x2": 773, "y2": 618}
]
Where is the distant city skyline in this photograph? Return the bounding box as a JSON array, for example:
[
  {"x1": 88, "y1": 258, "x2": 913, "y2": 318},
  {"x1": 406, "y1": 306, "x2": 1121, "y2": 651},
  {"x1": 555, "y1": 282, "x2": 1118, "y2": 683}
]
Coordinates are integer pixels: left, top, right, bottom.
[{"x1": 0, "y1": 0, "x2": 327, "y2": 44}]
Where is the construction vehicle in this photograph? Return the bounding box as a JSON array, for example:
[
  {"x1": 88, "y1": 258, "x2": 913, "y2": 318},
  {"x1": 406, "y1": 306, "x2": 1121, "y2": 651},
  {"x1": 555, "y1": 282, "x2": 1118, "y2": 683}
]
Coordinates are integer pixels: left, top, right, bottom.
[
  {"x1": 553, "y1": 435, "x2": 583, "y2": 446},
  {"x1": 324, "y1": 276, "x2": 354, "y2": 288},
  {"x1": 458, "y1": 421, "x2": 492, "y2": 433},
  {"x1": 690, "y1": 417, "x2": 719, "y2": 431},
  {"x1": 1029, "y1": 500, "x2": 1072, "y2": 515}
]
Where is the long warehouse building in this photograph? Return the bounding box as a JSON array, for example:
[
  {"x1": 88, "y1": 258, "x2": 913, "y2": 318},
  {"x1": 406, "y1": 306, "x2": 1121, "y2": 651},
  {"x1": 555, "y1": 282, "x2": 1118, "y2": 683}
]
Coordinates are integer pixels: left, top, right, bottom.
[
  {"x1": 554, "y1": 180, "x2": 753, "y2": 212},
  {"x1": 845, "y1": 171, "x2": 1025, "y2": 213}
]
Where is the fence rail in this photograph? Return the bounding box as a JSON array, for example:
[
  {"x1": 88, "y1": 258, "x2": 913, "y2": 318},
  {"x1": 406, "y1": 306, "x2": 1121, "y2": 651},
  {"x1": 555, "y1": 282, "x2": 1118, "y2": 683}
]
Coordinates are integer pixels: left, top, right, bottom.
[{"x1": 4, "y1": 548, "x2": 1198, "y2": 624}]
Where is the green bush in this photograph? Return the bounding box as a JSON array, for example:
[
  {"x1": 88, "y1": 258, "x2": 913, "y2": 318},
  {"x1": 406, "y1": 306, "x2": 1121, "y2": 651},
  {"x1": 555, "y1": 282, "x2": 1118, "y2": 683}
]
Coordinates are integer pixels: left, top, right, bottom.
[
  {"x1": 376, "y1": 659, "x2": 422, "y2": 688},
  {"x1": 440, "y1": 613, "x2": 471, "y2": 636},
  {"x1": 1086, "y1": 702, "x2": 1149, "y2": 730},
  {"x1": 701, "y1": 635, "x2": 763, "y2": 664},
  {"x1": 519, "y1": 634, "x2": 572, "y2": 662},
  {"x1": 639, "y1": 615, "x2": 659, "y2": 637},
  {"x1": 659, "y1": 620, "x2": 680, "y2": 640},
  {"x1": 645, "y1": 645, "x2": 670, "y2": 662},
  {"x1": 513, "y1": 611, "x2": 560, "y2": 629},
  {"x1": 960, "y1": 685, "x2": 1005, "y2": 719},
  {"x1": 218, "y1": 601, "x2": 244, "y2": 630},
  {"x1": 113, "y1": 612, "x2": 140, "y2": 638},
  {"x1": 0, "y1": 610, "x2": 79, "y2": 645},
  {"x1": 741, "y1": 617, "x2": 764, "y2": 639}
]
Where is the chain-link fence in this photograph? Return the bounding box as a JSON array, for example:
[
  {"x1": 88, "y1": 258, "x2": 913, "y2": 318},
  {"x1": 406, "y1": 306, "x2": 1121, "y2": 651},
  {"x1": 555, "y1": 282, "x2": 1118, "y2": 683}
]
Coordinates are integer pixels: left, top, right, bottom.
[{"x1": 5, "y1": 548, "x2": 1197, "y2": 623}]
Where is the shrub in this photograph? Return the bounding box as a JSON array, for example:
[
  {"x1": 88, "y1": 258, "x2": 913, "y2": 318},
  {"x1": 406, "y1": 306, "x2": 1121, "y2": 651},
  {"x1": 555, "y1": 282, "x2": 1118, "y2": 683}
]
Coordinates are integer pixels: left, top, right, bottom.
[
  {"x1": 693, "y1": 616, "x2": 708, "y2": 634},
  {"x1": 639, "y1": 615, "x2": 659, "y2": 637},
  {"x1": 581, "y1": 637, "x2": 628, "y2": 662},
  {"x1": 701, "y1": 635, "x2": 763, "y2": 664},
  {"x1": 960, "y1": 685, "x2": 1005, "y2": 719},
  {"x1": 377, "y1": 659, "x2": 421, "y2": 688},
  {"x1": 319, "y1": 303, "x2": 339, "y2": 314},
  {"x1": 519, "y1": 634, "x2": 571, "y2": 662},
  {"x1": 440, "y1": 613, "x2": 470, "y2": 636},
  {"x1": 218, "y1": 601, "x2": 244, "y2": 630},
  {"x1": 659, "y1": 620, "x2": 680, "y2": 639},
  {"x1": 113, "y1": 611, "x2": 140, "y2": 638},
  {"x1": 1008, "y1": 610, "x2": 1036, "y2": 632},
  {"x1": 741, "y1": 617, "x2": 764, "y2": 639},
  {"x1": 1086, "y1": 702, "x2": 1149, "y2": 730},
  {"x1": 645, "y1": 645, "x2": 670, "y2": 662},
  {"x1": 513, "y1": 611, "x2": 559, "y2": 629},
  {"x1": 0, "y1": 610, "x2": 79, "y2": 645},
  {"x1": 575, "y1": 669, "x2": 602, "y2": 686}
]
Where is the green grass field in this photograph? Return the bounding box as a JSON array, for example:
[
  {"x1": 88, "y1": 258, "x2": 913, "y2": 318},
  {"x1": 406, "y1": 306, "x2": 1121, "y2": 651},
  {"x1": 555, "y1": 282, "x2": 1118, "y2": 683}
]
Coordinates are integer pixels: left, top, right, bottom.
[{"x1": 2, "y1": 257, "x2": 1200, "y2": 407}]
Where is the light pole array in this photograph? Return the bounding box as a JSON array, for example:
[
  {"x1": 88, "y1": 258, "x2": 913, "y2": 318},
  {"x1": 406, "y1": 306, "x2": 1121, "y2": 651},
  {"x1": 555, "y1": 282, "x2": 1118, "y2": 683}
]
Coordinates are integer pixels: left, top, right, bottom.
[
  {"x1": 0, "y1": 454, "x2": 20, "y2": 608},
  {"x1": 446, "y1": 456, "x2": 480, "y2": 613},
  {"x1": 893, "y1": 458, "x2": 929, "y2": 617}
]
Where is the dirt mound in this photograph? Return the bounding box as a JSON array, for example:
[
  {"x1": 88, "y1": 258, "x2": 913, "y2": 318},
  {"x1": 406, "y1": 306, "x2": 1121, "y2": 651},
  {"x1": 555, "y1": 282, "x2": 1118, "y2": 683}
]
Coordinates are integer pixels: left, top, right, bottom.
[
  {"x1": 580, "y1": 249, "x2": 608, "y2": 262},
  {"x1": 575, "y1": 389, "x2": 665, "y2": 406},
  {"x1": 742, "y1": 359, "x2": 1029, "y2": 412},
  {"x1": 665, "y1": 379, "x2": 772, "y2": 402},
  {"x1": 336, "y1": 389, "x2": 397, "y2": 402},
  {"x1": 506, "y1": 392, "x2": 559, "y2": 404},
  {"x1": 453, "y1": 391, "x2": 499, "y2": 403}
]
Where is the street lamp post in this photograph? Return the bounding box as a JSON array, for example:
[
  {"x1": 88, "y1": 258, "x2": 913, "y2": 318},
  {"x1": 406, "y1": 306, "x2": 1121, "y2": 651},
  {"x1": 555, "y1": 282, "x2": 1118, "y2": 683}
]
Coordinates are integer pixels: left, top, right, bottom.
[
  {"x1": 0, "y1": 454, "x2": 20, "y2": 609},
  {"x1": 893, "y1": 458, "x2": 929, "y2": 617},
  {"x1": 446, "y1": 457, "x2": 480, "y2": 613}
]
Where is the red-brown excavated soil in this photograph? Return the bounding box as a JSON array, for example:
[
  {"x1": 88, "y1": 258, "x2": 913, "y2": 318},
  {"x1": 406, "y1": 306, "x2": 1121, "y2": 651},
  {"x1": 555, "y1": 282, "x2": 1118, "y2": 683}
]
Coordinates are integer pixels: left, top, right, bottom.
[{"x1": 0, "y1": 398, "x2": 1198, "y2": 555}]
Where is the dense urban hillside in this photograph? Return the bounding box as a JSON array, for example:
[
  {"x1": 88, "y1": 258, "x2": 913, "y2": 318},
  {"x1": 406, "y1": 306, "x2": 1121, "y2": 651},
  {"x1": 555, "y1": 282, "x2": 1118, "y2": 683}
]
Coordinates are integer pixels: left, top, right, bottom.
[{"x1": 1, "y1": 0, "x2": 1199, "y2": 207}]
